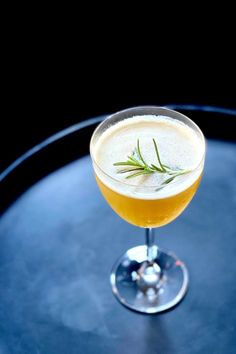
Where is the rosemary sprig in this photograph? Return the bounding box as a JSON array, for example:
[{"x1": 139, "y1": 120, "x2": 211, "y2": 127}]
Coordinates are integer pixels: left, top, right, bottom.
[{"x1": 113, "y1": 139, "x2": 191, "y2": 189}]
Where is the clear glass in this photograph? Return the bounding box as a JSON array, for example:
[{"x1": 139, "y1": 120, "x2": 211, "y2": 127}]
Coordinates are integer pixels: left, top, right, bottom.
[{"x1": 90, "y1": 106, "x2": 205, "y2": 313}]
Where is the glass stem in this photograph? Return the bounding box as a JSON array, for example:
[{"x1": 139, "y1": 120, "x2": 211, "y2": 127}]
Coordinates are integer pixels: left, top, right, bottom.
[{"x1": 145, "y1": 228, "x2": 155, "y2": 263}]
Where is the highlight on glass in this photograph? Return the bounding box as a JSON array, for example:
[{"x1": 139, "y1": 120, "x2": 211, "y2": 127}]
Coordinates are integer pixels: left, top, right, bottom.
[{"x1": 90, "y1": 106, "x2": 205, "y2": 314}]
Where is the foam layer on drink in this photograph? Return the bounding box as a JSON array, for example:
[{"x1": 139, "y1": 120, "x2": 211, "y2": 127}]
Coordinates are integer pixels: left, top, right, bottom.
[{"x1": 92, "y1": 115, "x2": 204, "y2": 199}]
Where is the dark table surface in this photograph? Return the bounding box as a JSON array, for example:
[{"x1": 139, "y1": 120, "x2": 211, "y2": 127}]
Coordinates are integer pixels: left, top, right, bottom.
[{"x1": 0, "y1": 114, "x2": 236, "y2": 354}]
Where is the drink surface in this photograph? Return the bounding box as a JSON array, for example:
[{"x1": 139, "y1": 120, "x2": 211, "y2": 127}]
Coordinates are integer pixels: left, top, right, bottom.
[
  {"x1": 92, "y1": 114, "x2": 204, "y2": 227},
  {"x1": 93, "y1": 115, "x2": 203, "y2": 197}
]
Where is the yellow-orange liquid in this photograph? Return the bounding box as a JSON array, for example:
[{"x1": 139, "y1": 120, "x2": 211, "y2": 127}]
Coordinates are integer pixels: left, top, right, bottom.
[
  {"x1": 92, "y1": 114, "x2": 204, "y2": 228},
  {"x1": 96, "y1": 174, "x2": 202, "y2": 227}
]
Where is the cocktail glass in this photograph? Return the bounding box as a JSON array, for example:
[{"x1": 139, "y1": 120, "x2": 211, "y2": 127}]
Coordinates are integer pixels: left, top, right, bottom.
[{"x1": 90, "y1": 106, "x2": 205, "y2": 313}]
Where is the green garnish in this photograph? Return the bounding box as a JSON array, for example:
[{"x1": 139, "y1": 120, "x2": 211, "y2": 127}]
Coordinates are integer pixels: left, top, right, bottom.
[{"x1": 113, "y1": 139, "x2": 191, "y2": 189}]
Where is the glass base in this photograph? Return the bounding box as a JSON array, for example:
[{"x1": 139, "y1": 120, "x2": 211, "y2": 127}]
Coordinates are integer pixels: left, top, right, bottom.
[{"x1": 110, "y1": 245, "x2": 189, "y2": 314}]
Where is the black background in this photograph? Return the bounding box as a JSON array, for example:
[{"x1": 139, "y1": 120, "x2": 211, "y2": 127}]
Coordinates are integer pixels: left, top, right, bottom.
[{"x1": 1, "y1": 4, "x2": 236, "y2": 172}]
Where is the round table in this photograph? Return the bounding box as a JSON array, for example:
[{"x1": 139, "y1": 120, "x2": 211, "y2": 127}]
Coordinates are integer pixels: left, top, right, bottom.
[{"x1": 0, "y1": 107, "x2": 236, "y2": 354}]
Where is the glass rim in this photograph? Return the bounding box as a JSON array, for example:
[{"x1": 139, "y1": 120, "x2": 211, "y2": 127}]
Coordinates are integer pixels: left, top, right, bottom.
[{"x1": 90, "y1": 106, "x2": 206, "y2": 190}]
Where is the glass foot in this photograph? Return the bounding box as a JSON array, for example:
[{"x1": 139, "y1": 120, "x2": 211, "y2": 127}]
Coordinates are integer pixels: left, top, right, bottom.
[{"x1": 110, "y1": 245, "x2": 189, "y2": 314}]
